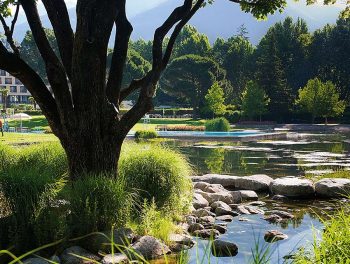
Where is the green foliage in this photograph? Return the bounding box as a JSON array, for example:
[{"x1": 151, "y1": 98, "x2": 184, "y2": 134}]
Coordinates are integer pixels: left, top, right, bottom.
[
  {"x1": 295, "y1": 205, "x2": 350, "y2": 264},
  {"x1": 205, "y1": 117, "x2": 230, "y2": 132},
  {"x1": 241, "y1": 81, "x2": 270, "y2": 121},
  {"x1": 119, "y1": 143, "x2": 193, "y2": 213},
  {"x1": 205, "y1": 81, "x2": 232, "y2": 117},
  {"x1": 65, "y1": 174, "x2": 134, "y2": 237},
  {"x1": 134, "y1": 130, "x2": 158, "y2": 140},
  {"x1": 296, "y1": 78, "x2": 346, "y2": 123},
  {"x1": 305, "y1": 170, "x2": 350, "y2": 182}
]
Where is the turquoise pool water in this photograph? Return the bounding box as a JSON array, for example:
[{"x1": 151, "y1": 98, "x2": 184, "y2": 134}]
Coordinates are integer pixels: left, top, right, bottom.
[{"x1": 157, "y1": 130, "x2": 272, "y2": 137}]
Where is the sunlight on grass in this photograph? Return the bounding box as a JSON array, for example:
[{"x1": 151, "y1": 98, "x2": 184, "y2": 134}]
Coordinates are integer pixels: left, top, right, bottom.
[
  {"x1": 0, "y1": 133, "x2": 58, "y2": 145},
  {"x1": 305, "y1": 170, "x2": 350, "y2": 182}
]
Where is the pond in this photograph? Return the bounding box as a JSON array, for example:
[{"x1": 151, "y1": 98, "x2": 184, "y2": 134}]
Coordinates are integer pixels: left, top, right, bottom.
[{"x1": 161, "y1": 132, "x2": 350, "y2": 263}]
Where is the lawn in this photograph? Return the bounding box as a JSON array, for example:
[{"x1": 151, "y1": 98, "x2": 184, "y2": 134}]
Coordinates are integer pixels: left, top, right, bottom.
[
  {"x1": 0, "y1": 132, "x2": 58, "y2": 145},
  {"x1": 7, "y1": 115, "x2": 50, "y2": 130}
]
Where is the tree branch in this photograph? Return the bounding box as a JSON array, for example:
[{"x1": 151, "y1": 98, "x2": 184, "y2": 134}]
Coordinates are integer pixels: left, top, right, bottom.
[
  {"x1": 0, "y1": 2, "x2": 20, "y2": 55},
  {"x1": 41, "y1": 0, "x2": 74, "y2": 79},
  {"x1": 20, "y1": 0, "x2": 73, "y2": 122},
  {"x1": 106, "y1": 0, "x2": 133, "y2": 106},
  {"x1": 0, "y1": 41, "x2": 62, "y2": 136}
]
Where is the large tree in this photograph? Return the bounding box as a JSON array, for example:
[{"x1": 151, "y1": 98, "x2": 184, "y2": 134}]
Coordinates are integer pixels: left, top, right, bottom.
[{"x1": 0, "y1": 0, "x2": 347, "y2": 179}]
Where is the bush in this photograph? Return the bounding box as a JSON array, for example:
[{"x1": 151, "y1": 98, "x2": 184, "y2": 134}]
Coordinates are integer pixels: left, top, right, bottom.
[
  {"x1": 205, "y1": 117, "x2": 230, "y2": 132},
  {"x1": 119, "y1": 143, "x2": 193, "y2": 213},
  {"x1": 134, "y1": 130, "x2": 158, "y2": 140},
  {"x1": 66, "y1": 174, "x2": 134, "y2": 237}
]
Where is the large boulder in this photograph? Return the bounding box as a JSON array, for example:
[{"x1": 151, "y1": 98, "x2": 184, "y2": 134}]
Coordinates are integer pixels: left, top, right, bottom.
[
  {"x1": 215, "y1": 215, "x2": 234, "y2": 222},
  {"x1": 131, "y1": 236, "x2": 170, "y2": 260},
  {"x1": 168, "y1": 234, "x2": 196, "y2": 252},
  {"x1": 210, "y1": 201, "x2": 231, "y2": 211},
  {"x1": 237, "y1": 190, "x2": 259, "y2": 201},
  {"x1": 193, "y1": 193, "x2": 209, "y2": 209},
  {"x1": 211, "y1": 240, "x2": 238, "y2": 257},
  {"x1": 234, "y1": 175, "x2": 273, "y2": 192},
  {"x1": 315, "y1": 178, "x2": 350, "y2": 198},
  {"x1": 192, "y1": 208, "x2": 215, "y2": 217},
  {"x1": 215, "y1": 206, "x2": 238, "y2": 217},
  {"x1": 192, "y1": 174, "x2": 239, "y2": 188},
  {"x1": 264, "y1": 230, "x2": 288, "y2": 243},
  {"x1": 200, "y1": 191, "x2": 239, "y2": 204},
  {"x1": 270, "y1": 176, "x2": 315, "y2": 198},
  {"x1": 60, "y1": 246, "x2": 100, "y2": 264},
  {"x1": 188, "y1": 223, "x2": 205, "y2": 233}
]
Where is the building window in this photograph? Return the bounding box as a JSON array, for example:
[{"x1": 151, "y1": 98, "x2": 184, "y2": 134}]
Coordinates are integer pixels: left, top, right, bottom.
[
  {"x1": 15, "y1": 78, "x2": 22, "y2": 85},
  {"x1": 10, "y1": 86, "x2": 17, "y2": 93},
  {"x1": 0, "y1": 70, "x2": 6, "y2": 76},
  {"x1": 20, "y1": 86, "x2": 27, "y2": 93},
  {"x1": 5, "y1": 78, "x2": 12, "y2": 84}
]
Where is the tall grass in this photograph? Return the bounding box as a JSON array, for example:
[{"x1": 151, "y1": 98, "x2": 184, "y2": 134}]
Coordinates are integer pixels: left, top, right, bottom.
[
  {"x1": 305, "y1": 169, "x2": 350, "y2": 181},
  {"x1": 119, "y1": 143, "x2": 193, "y2": 214}
]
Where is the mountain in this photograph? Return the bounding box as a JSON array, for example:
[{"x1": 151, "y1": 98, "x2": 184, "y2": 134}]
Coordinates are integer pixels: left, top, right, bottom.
[{"x1": 13, "y1": 0, "x2": 343, "y2": 45}]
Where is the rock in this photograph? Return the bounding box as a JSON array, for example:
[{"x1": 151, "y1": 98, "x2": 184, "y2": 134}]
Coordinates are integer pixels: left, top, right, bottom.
[
  {"x1": 236, "y1": 190, "x2": 259, "y2": 201},
  {"x1": 200, "y1": 191, "x2": 238, "y2": 204},
  {"x1": 236, "y1": 205, "x2": 250, "y2": 215},
  {"x1": 215, "y1": 215, "x2": 234, "y2": 222},
  {"x1": 264, "y1": 214, "x2": 283, "y2": 223},
  {"x1": 198, "y1": 216, "x2": 215, "y2": 225},
  {"x1": 247, "y1": 201, "x2": 266, "y2": 207},
  {"x1": 193, "y1": 193, "x2": 209, "y2": 209},
  {"x1": 101, "y1": 254, "x2": 128, "y2": 264},
  {"x1": 211, "y1": 224, "x2": 227, "y2": 234},
  {"x1": 215, "y1": 206, "x2": 239, "y2": 217},
  {"x1": 235, "y1": 175, "x2": 273, "y2": 192},
  {"x1": 193, "y1": 181, "x2": 210, "y2": 191},
  {"x1": 315, "y1": 178, "x2": 350, "y2": 198},
  {"x1": 169, "y1": 234, "x2": 196, "y2": 252},
  {"x1": 211, "y1": 240, "x2": 238, "y2": 257},
  {"x1": 270, "y1": 176, "x2": 315, "y2": 198},
  {"x1": 86, "y1": 228, "x2": 135, "y2": 253},
  {"x1": 271, "y1": 195, "x2": 289, "y2": 201},
  {"x1": 238, "y1": 217, "x2": 249, "y2": 222},
  {"x1": 132, "y1": 236, "x2": 170, "y2": 260},
  {"x1": 245, "y1": 206, "x2": 264, "y2": 215},
  {"x1": 264, "y1": 230, "x2": 288, "y2": 243},
  {"x1": 60, "y1": 246, "x2": 100, "y2": 264},
  {"x1": 210, "y1": 201, "x2": 231, "y2": 211},
  {"x1": 204, "y1": 184, "x2": 227, "y2": 193},
  {"x1": 192, "y1": 208, "x2": 215, "y2": 217},
  {"x1": 193, "y1": 229, "x2": 220, "y2": 239},
  {"x1": 229, "y1": 191, "x2": 242, "y2": 203},
  {"x1": 192, "y1": 174, "x2": 239, "y2": 188},
  {"x1": 185, "y1": 215, "x2": 196, "y2": 225},
  {"x1": 268, "y1": 210, "x2": 294, "y2": 219},
  {"x1": 188, "y1": 223, "x2": 205, "y2": 233}
]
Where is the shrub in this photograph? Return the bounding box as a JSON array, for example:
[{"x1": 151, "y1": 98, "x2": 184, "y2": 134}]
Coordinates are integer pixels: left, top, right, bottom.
[
  {"x1": 66, "y1": 174, "x2": 134, "y2": 237},
  {"x1": 119, "y1": 143, "x2": 193, "y2": 214},
  {"x1": 205, "y1": 117, "x2": 230, "y2": 132},
  {"x1": 134, "y1": 130, "x2": 158, "y2": 140}
]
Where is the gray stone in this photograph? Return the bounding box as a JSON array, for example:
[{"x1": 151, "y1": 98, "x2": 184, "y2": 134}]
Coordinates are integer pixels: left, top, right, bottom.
[
  {"x1": 215, "y1": 206, "x2": 239, "y2": 217},
  {"x1": 193, "y1": 181, "x2": 210, "y2": 191},
  {"x1": 270, "y1": 177, "x2": 315, "y2": 198},
  {"x1": 234, "y1": 175, "x2": 273, "y2": 192},
  {"x1": 268, "y1": 210, "x2": 294, "y2": 219},
  {"x1": 315, "y1": 178, "x2": 350, "y2": 198},
  {"x1": 192, "y1": 208, "x2": 215, "y2": 217},
  {"x1": 264, "y1": 214, "x2": 283, "y2": 223},
  {"x1": 238, "y1": 217, "x2": 250, "y2": 222},
  {"x1": 188, "y1": 223, "x2": 205, "y2": 233},
  {"x1": 211, "y1": 224, "x2": 227, "y2": 234},
  {"x1": 132, "y1": 236, "x2": 170, "y2": 260},
  {"x1": 229, "y1": 191, "x2": 242, "y2": 203},
  {"x1": 271, "y1": 195, "x2": 289, "y2": 201},
  {"x1": 245, "y1": 206, "x2": 264, "y2": 215},
  {"x1": 238, "y1": 190, "x2": 259, "y2": 201},
  {"x1": 60, "y1": 246, "x2": 100, "y2": 264},
  {"x1": 200, "y1": 191, "x2": 238, "y2": 204},
  {"x1": 247, "y1": 201, "x2": 266, "y2": 207},
  {"x1": 169, "y1": 234, "x2": 196, "y2": 249},
  {"x1": 210, "y1": 201, "x2": 231, "y2": 211},
  {"x1": 236, "y1": 205, "x2": 251, "y2": 215},
  {"x1": 193, "y1": 193, "x2": 209, "y2": 209},
  {"x1": 264, "y1": 230, "x2": 288, "y2": 243},
  {"x1": 101, "y1": 254, "x2": 128, "y2": 264},
  {"x1": 198, "y1": 216, "x2": 215, "y2": 225},
  {"x1": 185, "y1": 215, "x2": 197, "y2": 225},
  {"x1": 193, "y1": 229, "x2": 220, "y2": 239},
  {"x1": 204, "y1": 184, "x2": 226, "y2": 193},
  {"x1": 192, "y1": 174, "x2": 239, "y2": 188},
  {"x1": 211, "y1": 240, "x2": 238, "y2": 257},
  {"x1": 215, "y1": 215, "x2": 234, "y2": 222}
]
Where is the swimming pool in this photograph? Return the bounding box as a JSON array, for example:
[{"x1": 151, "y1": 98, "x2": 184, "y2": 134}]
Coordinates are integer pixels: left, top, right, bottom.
[{"x1": 156, "y1": 130, "x2": 278, "y2": 138}]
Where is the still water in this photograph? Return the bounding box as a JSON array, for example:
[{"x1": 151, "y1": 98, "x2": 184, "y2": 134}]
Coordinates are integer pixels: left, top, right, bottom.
[{"x1": 161, "y1": 132, "x2": 350, "y2": 263}]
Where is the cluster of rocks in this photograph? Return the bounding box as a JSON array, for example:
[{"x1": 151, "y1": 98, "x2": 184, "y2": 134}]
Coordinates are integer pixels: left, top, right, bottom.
[
  {"x1": 23, "y1": 230, "x2": 194, "y2": 264},
  {"x1": 192, "y1": 174, "x2": 350, "y2": 199}
]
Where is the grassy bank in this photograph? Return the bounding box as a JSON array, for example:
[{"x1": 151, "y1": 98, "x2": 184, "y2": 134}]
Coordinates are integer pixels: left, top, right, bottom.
[
  {"x1": 0, "y1": 141, "x2": 192, "y2": 254},
  {"x1": 305, "y1": 169, "x2": 350, "y2": 181}
]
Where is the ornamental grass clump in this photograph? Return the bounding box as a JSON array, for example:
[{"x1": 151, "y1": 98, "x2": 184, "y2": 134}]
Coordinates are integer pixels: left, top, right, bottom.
[
  {"x1": 119, "y1": 143, "x2": 193, "y2": 214},
  {"x1": 205, "y1": 117, "x2": 230, "y2": 132},
  {"x1": 134, "y1": 130, "x2": 158, "y2": 140}
]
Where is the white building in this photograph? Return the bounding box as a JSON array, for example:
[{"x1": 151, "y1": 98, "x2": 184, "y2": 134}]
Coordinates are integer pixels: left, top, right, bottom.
[{"x1": 0, "y1": 70, "x2": 31, "y2": 104}]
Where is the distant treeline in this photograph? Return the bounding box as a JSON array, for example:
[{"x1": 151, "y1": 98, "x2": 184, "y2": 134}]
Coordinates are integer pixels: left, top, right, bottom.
[{"x1": 17, "y1": 17, "x2": 350, "y2": 123}]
